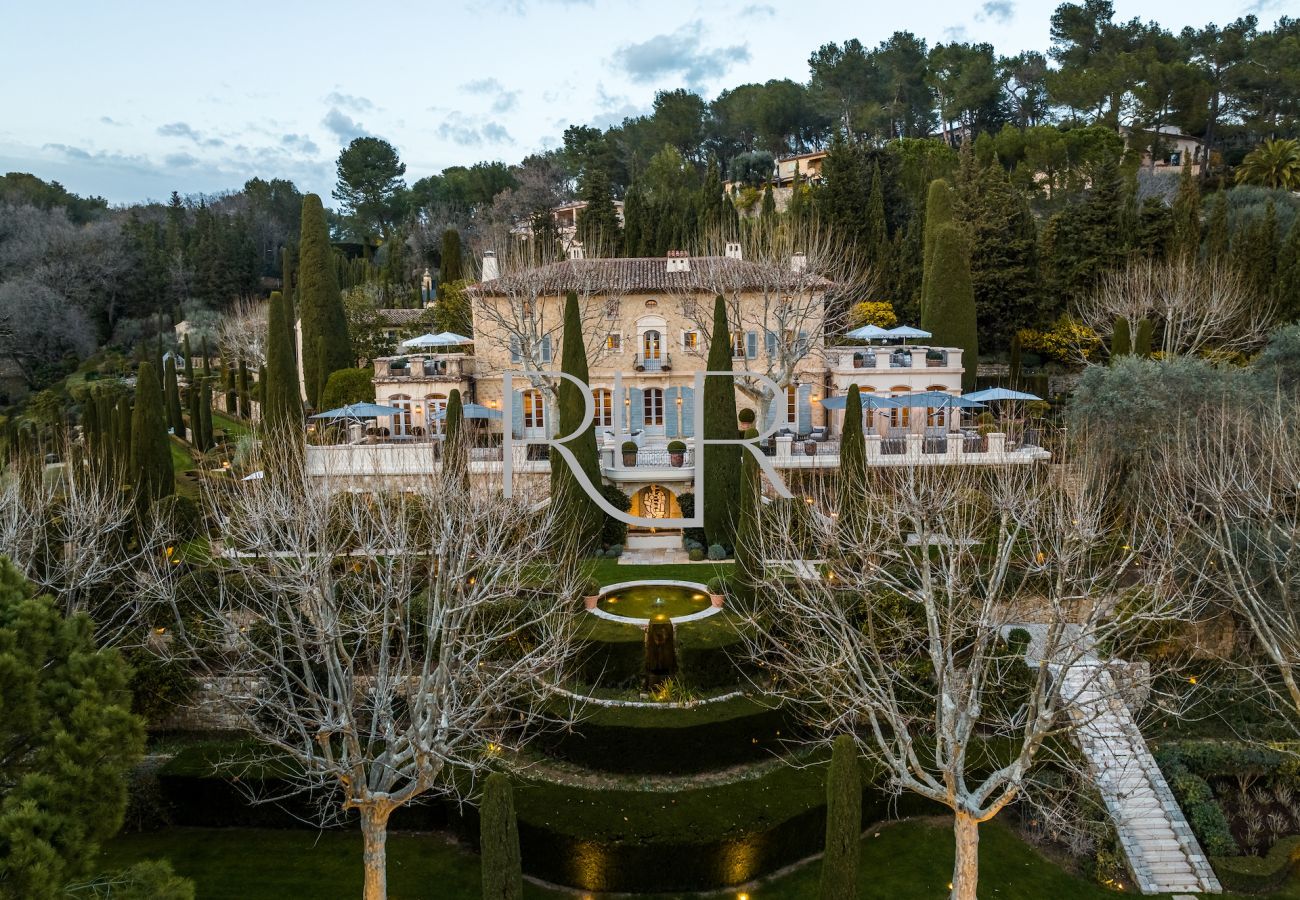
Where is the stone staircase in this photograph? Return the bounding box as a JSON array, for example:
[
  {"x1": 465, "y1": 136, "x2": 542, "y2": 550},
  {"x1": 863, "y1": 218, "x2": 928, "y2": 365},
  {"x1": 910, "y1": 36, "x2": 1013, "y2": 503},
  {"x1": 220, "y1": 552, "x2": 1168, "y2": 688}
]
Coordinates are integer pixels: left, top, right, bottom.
[{"x1": 1060, "y1": 663, "x2": 1221, "y2": 895}]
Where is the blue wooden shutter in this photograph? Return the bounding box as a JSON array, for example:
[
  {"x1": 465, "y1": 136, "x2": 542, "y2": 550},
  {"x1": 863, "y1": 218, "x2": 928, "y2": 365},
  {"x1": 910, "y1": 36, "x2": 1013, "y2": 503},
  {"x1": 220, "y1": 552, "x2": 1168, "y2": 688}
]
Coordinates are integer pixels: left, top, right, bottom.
[
  {"x1": 745, "y1": 331, "x2": 758, "y2": 359},
  {"x1": 765, "y1": 393, "x2": 783, "y2": 431},
  {"x1": 629, "y1": 387, "x2": 644, "y2": 432},
  {"x1": 664, "y1": 387, "x2": 679, "y2": 437},
  {"x1": 680, "y1": 387, "x2": 695, "y2": 436},
  {"x1": 509, "y1": 337, "x2": 521, "y2": 363},
  {"x1": 797, "y1": 383, "x2": 812, "y2": 434},
  {"x1": 765, "y1": 330, "x2": 777, "y2": 358},
  {"x1": 797, "y1": 330, "x2": 808, "y2": 355},
  {"x1": 511, "y1": 391, "x2": 524, "y2": 438},
  {"x1": 541, "y1": 335, "x2": 553, "y2": 363}
]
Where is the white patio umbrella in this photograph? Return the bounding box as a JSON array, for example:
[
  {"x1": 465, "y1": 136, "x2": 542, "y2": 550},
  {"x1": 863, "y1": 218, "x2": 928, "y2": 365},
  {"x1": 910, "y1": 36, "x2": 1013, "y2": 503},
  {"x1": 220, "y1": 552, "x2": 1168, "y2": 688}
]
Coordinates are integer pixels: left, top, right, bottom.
[
  {"x1": 845, "y1": 324, "x2": 894, "y2": 341},
  {"x1": 401, "y1": 331, "x2": 474, "y2": 349},
  {"x1": 886, "y1": 325, "x2": 932, "y2": 343}
]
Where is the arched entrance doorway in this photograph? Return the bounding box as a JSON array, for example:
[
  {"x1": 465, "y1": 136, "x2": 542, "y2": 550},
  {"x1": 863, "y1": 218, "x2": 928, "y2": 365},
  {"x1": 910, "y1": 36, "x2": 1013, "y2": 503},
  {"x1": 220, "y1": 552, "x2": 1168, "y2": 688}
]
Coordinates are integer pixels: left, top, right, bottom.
[{"x1": 630, "y1": 483, "x2": 682, "y2": 521}]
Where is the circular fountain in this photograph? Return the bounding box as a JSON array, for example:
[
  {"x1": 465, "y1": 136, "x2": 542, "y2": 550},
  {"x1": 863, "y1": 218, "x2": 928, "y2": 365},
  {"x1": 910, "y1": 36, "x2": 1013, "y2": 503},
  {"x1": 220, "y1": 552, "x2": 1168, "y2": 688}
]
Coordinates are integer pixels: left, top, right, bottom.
[{"x1": 591, "y1": 580, "x2": 719, "y2": 625}]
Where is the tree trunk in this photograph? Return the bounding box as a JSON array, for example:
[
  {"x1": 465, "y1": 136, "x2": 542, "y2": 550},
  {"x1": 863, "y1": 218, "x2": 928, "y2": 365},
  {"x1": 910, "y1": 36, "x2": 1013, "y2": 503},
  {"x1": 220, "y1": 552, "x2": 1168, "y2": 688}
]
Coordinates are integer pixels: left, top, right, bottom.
[
  {"x1": 361, "y1": 804, "x2": 393, "y2": 900},
  {"x1": 951, "y1": 811, "x2": 980, "y2": 900}
]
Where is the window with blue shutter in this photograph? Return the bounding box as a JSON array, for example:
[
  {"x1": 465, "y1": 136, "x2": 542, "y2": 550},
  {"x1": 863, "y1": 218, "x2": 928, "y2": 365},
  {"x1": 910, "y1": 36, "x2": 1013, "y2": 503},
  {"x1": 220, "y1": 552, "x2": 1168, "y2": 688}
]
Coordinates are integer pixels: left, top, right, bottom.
[
  {"x1": 541, "y1": 335, "x2": 553, "y2": 363},
  {"x1": 745, "y1": 331, "x2": 758, "y2": 359},
  {"x1": 765, "y1": 330, "x2": 777, "y2": 358},
  {"x1": 797, "y1": 383, "x2": 812, "y2": 434},
  {"x1": 629, "y1": 387, "x2": 644, "y2": 432},
  {"x1": 509, "y1": 337, "x2": 521, "y2": 363},
  {"x1": 680, "y1": 386, "x2": 695, "y2": 436},
  {"x1": 511, "y1": 391, "x2": 524, "y2": 438},
  {"x1": 664, "y1": 387, "x2": 679, "y2": 437}
]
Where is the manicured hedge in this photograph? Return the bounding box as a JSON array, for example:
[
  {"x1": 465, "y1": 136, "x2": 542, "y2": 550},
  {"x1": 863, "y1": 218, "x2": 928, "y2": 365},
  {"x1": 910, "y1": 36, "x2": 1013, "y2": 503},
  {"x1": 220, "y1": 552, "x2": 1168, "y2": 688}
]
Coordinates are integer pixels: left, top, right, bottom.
[
  {"x1": 540, "y1": 695, "x2": 791, "y2": 774},
  {"x1": 574, "y1": 611, "x2": 755, "y2": 691},
  {"x1": 1214, "y1": 835, "x2": 1300, "y2": 894}
]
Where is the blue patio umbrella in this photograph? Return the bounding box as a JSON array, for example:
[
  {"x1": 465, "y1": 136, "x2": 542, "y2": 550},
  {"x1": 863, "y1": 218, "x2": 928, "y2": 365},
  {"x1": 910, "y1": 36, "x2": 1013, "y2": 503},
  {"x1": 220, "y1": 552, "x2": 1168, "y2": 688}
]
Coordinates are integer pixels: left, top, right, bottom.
[
  {"x1": 844, "y1": 324, "x2": 894, "y2": 341},
  {"x1": 962, "y1": 387, "x2": 1043, "y2": 403},
  {"x1": 309, "y1": 402, "x2": 406, "y2": 420},
  {"x1": 887, "y1": 325, "x2": 932, "y2": 341},
  {"x1": 431, "y1": 402, "x2": 502, "y2": 420},
  {"x1": 820, "y1": 393, "x2": 904, "y2": 411},
  {"x1": 894, "y1": 390, "x2": 986, "y2": 408}
]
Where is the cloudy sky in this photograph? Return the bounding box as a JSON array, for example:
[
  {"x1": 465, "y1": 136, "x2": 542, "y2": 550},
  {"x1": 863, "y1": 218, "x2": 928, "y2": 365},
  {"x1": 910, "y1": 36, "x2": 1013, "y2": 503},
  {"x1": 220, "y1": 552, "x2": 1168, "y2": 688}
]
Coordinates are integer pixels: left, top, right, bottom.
[{"x1": 0, "y1": 0, "x2": 1268, "y2": 205}]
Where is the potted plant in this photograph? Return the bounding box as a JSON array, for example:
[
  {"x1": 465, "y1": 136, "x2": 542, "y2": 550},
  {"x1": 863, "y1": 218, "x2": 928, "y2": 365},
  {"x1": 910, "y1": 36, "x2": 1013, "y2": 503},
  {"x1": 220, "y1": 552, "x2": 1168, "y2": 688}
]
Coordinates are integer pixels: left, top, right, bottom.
[
  {"x1": 581, "y1": 576, "x2": 601, "y2": 611},
  {"x1": 804, "y1": 437, "x2": 817, "y2": 456},
  {"x1": 621, "y1": 440, "x2": 638, "y2": 466},
  {"x1": 926, "y1": 349, "x2": 945, "y2": 367},
  {"x1": 667, "y1": 439, "x2": 686, "y2": 467},
  {"x1": 737, "y1": 407, "x2": 756, "y2": 430},
  {"x1": 389, "y1": 356, "x2": 409, "y2": 373},
  {"x1": 706, "y1": 576, "x2": 726, "y2": 608}
]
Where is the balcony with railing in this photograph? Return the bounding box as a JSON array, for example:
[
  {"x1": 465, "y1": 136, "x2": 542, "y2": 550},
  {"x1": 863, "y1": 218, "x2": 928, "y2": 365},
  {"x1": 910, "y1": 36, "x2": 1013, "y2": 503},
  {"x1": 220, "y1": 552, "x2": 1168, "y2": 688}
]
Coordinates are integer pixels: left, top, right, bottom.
[
  {"x1": 769, "y1": 430, "x2": 1050, "y2": 468},
  {"x1": 633, "y1": 352, "x2": 673, "y2": 373},
  {"x1": 830, "y1": 346, "x2": 962, "y2": 373},
  {"x1": 373, "y1": 354, "x2": 474, "y2": 382}
]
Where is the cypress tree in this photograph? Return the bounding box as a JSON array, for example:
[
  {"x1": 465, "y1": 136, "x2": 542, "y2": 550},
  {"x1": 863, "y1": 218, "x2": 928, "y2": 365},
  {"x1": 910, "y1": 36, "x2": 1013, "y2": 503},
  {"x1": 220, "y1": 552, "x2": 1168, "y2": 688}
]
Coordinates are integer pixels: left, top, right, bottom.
[
  {"x1": 443, "y1": 388, "x2": 469, "y2": 491},
  {"x1": 622, "y1": 187, "x2": 645, "y2": 257},
  {"x1": 263, "y1": 290, "x2": 301, "y2": 432},
  {"x1": 865, "y1": 163, "x2": 888, "y2": 270},
  {"x1": 920, "y1": 179, "x2": 955, "y2": 321},
  {"x1": 963, "y1": 165, "x2": 1040, "y2": 350},
  {"x1": 551, "y1": 292, "x2": 603, "y2": 552},
  {"x1": 237, "y1": 359, "x2": 251, "y2": 419},
  {"x1": 223, "y1": 361, "x2": 237, "y2": 415},
  {"x1": 182, "y1": 334, "x2": 194, "y2": 386},
  {"x1": 760, "y1": 182, "x2": 776, "y2": 220},
  {"x1": 734, "y1": 427, "x2": 762, "y2": 601},
  {"x1": 480, "y1": 772, "x2": 523, "y2": 900},
  {"x1": 836, "y1": 385, "x2": 867, "y2": 542},
  {"x1": 1133, "y1": 317, "x2": 1153, "y2": 358},
  {"x1": 1111, "y1": 316, "x2": 1132, "y2": 359},
  {"x1": 116, "y1": 396, "x2": 132, "y2": 469},
  {"x1": 164, "y1": 356, "x2": 185, "y2": 441},
  {"x1": 1171, "y1": 163, "x2": 1201, "y2": 260},
  {"x1": 1008, "y1": 333, "x2": 1023, "y2": 386},
  {"x1": 98, "y1": 393, "x2": 117, "y2": 478},
  {"x1": 1204, "y1": 191, "x2": 1230, "y2": 263},
  {"x1": 1276, "y1": 220, "x2": 1300, "y2": 324},
  {"x1": 200, "y1": 336, "x2": 211, "y2": 380},
  {"x1": 199, "y1": 382, "x2": 214, "y2": 452},
  {"x1": 438, "y1": 229, "x2": 462, "y2": 294},
  {"x1": 1233, "y1": 200, "x2": 1279, "y2": 301},
  {"x1": 188, "y1": 383, "x2": 201, "y2": 449},
  {"x1": 921, "y1": 223, "x2": 979, "y2": 392},
  {"x1": 820, "y1": 734, "x2": 861, "y2": 900},
  {"x1": 257, "y1": 364, "x2": 267, "y2": 411},
  {"x1": 703, "y1": 295, "x2": 740, "y2": 550},
  {"x1": 280, "y1": 244, "x2": 298, "y2": 348},
  {"x1": 297, "y1": 193, "x2": 351, "y2": 408},
  {"x1": 130, "y1": 361, "x2": 174, "y2": 515}
]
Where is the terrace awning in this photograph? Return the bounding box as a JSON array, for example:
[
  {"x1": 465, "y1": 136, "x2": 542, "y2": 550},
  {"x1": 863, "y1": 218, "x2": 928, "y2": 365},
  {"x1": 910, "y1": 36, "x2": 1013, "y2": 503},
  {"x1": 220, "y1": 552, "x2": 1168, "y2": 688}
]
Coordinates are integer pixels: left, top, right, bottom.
[{"x1": 430, "y1": 402, "x2": 503, "y2": 420}]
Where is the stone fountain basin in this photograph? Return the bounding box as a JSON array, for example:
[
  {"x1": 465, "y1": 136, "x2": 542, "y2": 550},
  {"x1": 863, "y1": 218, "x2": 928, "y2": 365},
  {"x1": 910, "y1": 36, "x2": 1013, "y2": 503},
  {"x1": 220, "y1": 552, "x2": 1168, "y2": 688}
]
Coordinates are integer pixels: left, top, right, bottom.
[{"x1": 590, "y1": 580, "x2": 720, "y2": 626}]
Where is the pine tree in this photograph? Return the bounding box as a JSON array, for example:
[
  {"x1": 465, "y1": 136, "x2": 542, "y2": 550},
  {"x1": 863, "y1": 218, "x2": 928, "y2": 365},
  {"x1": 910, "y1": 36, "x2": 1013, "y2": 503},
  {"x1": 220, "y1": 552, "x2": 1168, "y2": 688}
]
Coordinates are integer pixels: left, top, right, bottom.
[
  {"x1": 836, "y1": 385, "x2": 867, "y2": 541},
  {"x1": 1204, "y1": 191, "x2": 1230, "y2": 263},
  {"x1": 920, "y1": 179, "x2": 955, "y2": 321},
  {"x1": 1277, "y1": 220, "x2": 1300, "y2": 323},
  {"x1": 0, "y1": 559, "x2": 145, "y2": 899},
  {"x1": 819, "y1": 734, "x2": 861, "y2": 900},
  {"x1": 1171, "y1": 163, "x2": 1201, "y2": 260},
  {"x1": 703, "y1": 295, "x2": 740, "y2": 550},
  {"x1": 130, "y1": 361, "x2": 174, "y2": 514},
  {"x1": 263, "y1": 290, "x2": 300, "y2": 432},
  {"x1": 550, "y1": 292, "x2": 603, "y2": 552},
  {"x1": 164, "y1": 356, "x2": 185, "y2": 441},
  {"x1": 734, "y1": 427, "x2": 762, "y2": 601},
  {"x1": 576, "y1": 170, "x2": 622, "y2": 255},
  {"x1": 1111, "y1": 317, "x2": 1132, "y2": 360},
  {"x1": 480, "y1": 773, "x2": 523, "y2": 900},
  {"x1": 921, "y1": 223, "x2": 979, "y2": 392},
  {"x1": 297, "y1": 194, "x2": 351, "y2": 408}
]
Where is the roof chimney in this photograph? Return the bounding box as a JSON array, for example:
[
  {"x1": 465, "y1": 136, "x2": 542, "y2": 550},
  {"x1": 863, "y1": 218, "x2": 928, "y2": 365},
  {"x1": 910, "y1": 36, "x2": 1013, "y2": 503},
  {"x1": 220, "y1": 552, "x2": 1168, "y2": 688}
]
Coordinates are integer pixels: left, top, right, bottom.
[
  {"x1": 666, "y1": 250, "x2": 691, "y2": 273},
  {"x1": 725, "y1": 242, "x2": 742, "y2": 260},
  {"x1": 481, "y1": 250, "x2": 499, "y2": 282},
  {"x1": 790, "y1": 251, "x2": 807, "y2": 273}
]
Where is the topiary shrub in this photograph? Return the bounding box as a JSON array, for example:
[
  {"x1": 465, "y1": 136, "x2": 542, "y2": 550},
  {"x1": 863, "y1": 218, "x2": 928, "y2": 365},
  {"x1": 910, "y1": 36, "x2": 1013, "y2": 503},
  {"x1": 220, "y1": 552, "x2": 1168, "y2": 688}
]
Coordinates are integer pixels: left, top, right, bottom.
[
  {"x1": 677, "y1": 492, "x2": 707, "y2": 547},
  {"x1": 600, "y1": 484, "x2": 631, "y2": 549},
  {"x1": 621, "y1": 440, "x2": 638, "y2": 453},
  {"x1": 667, "y1": 440, "x2": 686, "y2": 453},
  {"x1": 320, "y1": 367, "x2": 375, "y2": 410},
  {"x1": 606, "y1": 544, "x2": 623, "y2": 557},
  {"x1": 688, "y1": 548, "x2": 705, "y2": 561},
  {"x1": 707, "y1": 543, "x2": 728, "y2": 561},
  {"x1": 737, "y1": 407, "x2": 756, "y2": 426},
  {"x1": 706, "y1": 576, "x2": 726, "y2": 595}
]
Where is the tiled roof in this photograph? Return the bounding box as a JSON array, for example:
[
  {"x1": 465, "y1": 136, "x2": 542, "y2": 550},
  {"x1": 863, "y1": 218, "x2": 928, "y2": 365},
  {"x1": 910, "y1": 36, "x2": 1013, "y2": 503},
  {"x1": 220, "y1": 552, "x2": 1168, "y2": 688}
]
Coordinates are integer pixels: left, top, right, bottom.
[
  {"x1": 376, "y1": 308, "x2": 428, "y2": 325},
  {"x1": 469, "y1": 256, "x2": 832, "y2": 296}
]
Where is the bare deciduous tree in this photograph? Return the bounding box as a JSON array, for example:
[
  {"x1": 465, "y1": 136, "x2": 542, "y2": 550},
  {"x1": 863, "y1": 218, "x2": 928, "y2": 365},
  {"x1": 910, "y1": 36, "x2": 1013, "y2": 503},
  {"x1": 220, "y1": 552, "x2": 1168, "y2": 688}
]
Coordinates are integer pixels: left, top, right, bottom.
[
  {"x1": 678, "y1": 219, "x2": 872, "y2": 426},
  {"x1": 144, "y1": 445, "x2": 583, "y2": 900},
  {"x1": 738, "y1": 452, "x2": 1186, "y2": 899},
  {"x1": 1077, "y1": 256, "x2": 1272, "y2": 359},
  {"x1": 216, "y1": 297, "x2": 268, "y2": 370},
  {"x1": 1154, "y1": 401, "x2": 1300, "y2": 722},
  {"x1": 0, "y1": 278, "x2": 97, "y2": 387}
]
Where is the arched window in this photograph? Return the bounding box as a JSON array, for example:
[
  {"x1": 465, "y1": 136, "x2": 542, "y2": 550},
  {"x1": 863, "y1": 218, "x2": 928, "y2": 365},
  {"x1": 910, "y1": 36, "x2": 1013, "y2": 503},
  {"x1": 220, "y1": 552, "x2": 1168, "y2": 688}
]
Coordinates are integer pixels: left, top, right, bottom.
[
  {"x1": 424, "y1": 393, "x2": 447, "y2": 434},
  {"x1": 592, "y1": 388, "x2": 613, "y2": 427},
  {"x1": 644, "y1": 387, "x2": 664, "y2": 426},
  {"x1": 642, "y1": 329, "x2": 662, "y2": 361},
  {"x1": 926, "y1": 386, "x2": 948, "y2": 428},
  {"x1": 889, "y1": 386, "x2": 911, "y2": 429},
  {"x1": 523, "y1": 390, "x2": 545, "y2": 431},
  {"x1": 388, "y1": 394, "x2": 412, "y2": 436}
]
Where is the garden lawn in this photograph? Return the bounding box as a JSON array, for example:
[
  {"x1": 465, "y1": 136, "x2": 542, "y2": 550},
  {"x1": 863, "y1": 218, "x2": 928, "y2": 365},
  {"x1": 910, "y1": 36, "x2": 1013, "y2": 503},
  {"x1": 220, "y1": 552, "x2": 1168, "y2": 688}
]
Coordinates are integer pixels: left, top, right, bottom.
[
  {"x1": 211, "y1": 410, "x2": 249, "y2": 439},
  {"x1": 586, "y1": 558, "x2": 734, "y2": 587},
  {"x1": 98, "y1": 816, "x2": 1297, "y2": 900}
]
